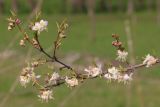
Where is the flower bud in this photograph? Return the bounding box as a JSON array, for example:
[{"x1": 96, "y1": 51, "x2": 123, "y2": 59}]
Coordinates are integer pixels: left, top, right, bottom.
[
  {"x1": 20, "y1": 39, "x2": 25, "y2": 46},
  {"x1": 64, "y1": 23, "x2": 68, "y2": 29},
  {"x1": 112, "y1": 41, "x2": 122, "y2": 47},
  {"x1": 8, "y1": 22, "x2": 15, "y2": 31},
  {"x1": 9, "y1": 22, "x2": 14, "y2": 26},
  {"x1": 31, "y1": 61, "x2": 39, "y2": 67},
  {"x1": 59, "y1": 33, "x2": 66, "y2": 38},
  {"x1": 32, "y1": 38, "x2": 40, "y2": 49},
  {"x1": 15, "y1": 18, "x2": 21, "y2": 25},
  {"x1": 8, "y1": 26, "x2": 12, "y2": 31},
  {"x1": 112, "y1": 34, "x2": 119, "y2": 39}
]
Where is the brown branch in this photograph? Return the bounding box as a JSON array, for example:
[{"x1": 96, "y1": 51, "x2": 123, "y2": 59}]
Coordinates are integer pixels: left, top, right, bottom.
[
  {"x1": 16, "y1": 23, "x2": 73, "y2": 70},
  {"x1": 44, "y1": 59, "x2": 160, "y2": 89},
  {"x1": 127, "y1": 59, "x2": 160, "y2": 71},
  {"x1": 34, "y1": 32, "x2": 53, "y2": 59}
]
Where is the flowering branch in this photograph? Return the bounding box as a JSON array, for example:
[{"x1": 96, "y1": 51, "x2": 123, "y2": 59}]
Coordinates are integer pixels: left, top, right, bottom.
[
  {"x1": 127, "y1": 59, "x2": 160, "y2": 71},
  {"x1": 8, "y1": 11, "x2": 72, "y2": 71},
  {"x1": 7, "y1": 11, "x2": 159, "y2": 102},
  {"x1": 44, "y1": 59, "x2": 160, "y2": 92}
]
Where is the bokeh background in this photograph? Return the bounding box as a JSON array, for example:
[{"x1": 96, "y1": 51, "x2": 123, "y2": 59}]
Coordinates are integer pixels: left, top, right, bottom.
[{"x1": 0, "y1": 0, "x2": 160, "y2": 107}]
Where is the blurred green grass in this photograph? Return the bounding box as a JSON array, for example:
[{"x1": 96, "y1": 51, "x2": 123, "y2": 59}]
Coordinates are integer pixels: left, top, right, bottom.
[{"x1": 0, "y1": 12, "x2": 160, "y2": 107}]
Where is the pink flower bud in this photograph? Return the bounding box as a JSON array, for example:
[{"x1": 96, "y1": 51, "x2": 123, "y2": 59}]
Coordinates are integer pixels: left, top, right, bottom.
[{"x1": 15, "y1": 18, "x2": 21, "y2": 25}]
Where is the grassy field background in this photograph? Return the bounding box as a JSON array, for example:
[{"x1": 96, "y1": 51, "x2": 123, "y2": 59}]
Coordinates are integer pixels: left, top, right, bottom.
[{"x1": 0, "y1": 12, "x2": 160, "y2": 107}]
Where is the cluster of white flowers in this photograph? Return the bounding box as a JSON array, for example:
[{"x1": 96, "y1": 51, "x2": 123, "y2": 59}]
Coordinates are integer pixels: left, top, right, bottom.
[
  {"x1": 32, "y1": 20, "x2": 48, "y2": 34},
  {"x1": 84, "y1": 64, "x2": 102, "y2": 77},
  {"x1": 19, "y1": 66, "x2": 35, "y2": 87},
  {"x1": 48, "y1": 72, "x2": 60, "y2": 85},
  {"x1": 38, "y1": 89, "x2": 53, "y2": 102},
  {"x1": 116, "y1": 50, "x2": 128, "y2": 62},
  {"x1": 104, "y1": 67, "x2": 132, "y2": 84},
  {"x1": 143, "y1": 54, "x2": 158, "y2": 67},
  {"x1": 65, "y1": 77, "x2": 78, "y2": 87},
  {"x1": 104, "y1": 67, "x2": 120, "y2": 80}
]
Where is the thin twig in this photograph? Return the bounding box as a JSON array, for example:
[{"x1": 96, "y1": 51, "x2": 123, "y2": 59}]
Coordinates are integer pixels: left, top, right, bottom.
[{"x1": 45, "y1": 59, "x2": 160, "y2": 89}]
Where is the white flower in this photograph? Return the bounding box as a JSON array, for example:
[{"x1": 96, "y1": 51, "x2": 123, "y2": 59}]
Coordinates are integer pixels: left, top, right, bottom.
[
  {"x1": 65, "y1": 77, "x2": 78, "y2": 87},
  {"x1": 120, "y1": 73, "x2": 132, "y2": 84},
  {"x1": 104, "y1": 67, "x2": 120, "y2": 80},
  {"x1": 116, "y1": 50, "x2": 128, "y2": 62},
  {"x1": 123, "y1": 73, "x2": 132, "y2": 80},
  {"x1": 108, "y1": 67, "x2": 119, "y2": 75},
  {"x1": 19, "y1": 66, "x2": 35, "y2": 87},
  {"x1": 38, "y1": 89, "x2": 53, "y2": 102},
  {"x1": 84, "y1": 64, "x2": 102, "y2": 77},
  {"x1": 104, "y1": 73, "x2": 112, "y2": 80},
  {"x1": 48, "y1": 72, "x2": 60, "y2": 84},
  {"x1": 20, "y1": 75, "x2": 31, "y2": 87},
  {"x1": 143, "y1": 54, "x2": 157, "y2": 67},
  {"x1": 32, "y1": 22, "x2": 41, "y2": 31},
  {"x1": 39, "y1": 20, "x2": 48, "y2": 28},
  {"x1": 104, "y1": 67, "x2": 133, "y2": 83},
  {"x1": 32, "y1": 20, "x2": 48, "y2": 34}
]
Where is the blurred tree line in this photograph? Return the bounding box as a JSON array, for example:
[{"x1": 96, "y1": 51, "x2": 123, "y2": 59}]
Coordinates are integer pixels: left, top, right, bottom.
[{"x1": 0, "y1": 0, "x2": 159, "y2": 14}]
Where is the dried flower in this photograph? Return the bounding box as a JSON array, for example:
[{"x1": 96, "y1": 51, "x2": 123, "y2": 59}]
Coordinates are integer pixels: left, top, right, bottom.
[
  {"x1": 65, "y1": 77, "x2": 78, "y2": 87},
  {"x1": 32, "y1": 20, "x2": 48, "y2": 34},
  {"x1": 38, "y1": 89, "x2": 53, "y2": 102},
  {"x1": 143, "y1": 54, "x2": 157, "y2": 67},
  {"x1": 84, "y1": 64, "x2": 102, "y2": 77},
  {"x1": 116, "y1": 50, "x2": 128, "y2": 62}
]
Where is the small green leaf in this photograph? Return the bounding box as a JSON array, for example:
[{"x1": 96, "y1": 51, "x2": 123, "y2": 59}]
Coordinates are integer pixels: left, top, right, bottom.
[
  {"x1": 36, "y1": 11, "x2": 41, "y2": 21},
  {"x1": 56, "y1": 22, "x2": 60, "y2": 30},
  {"x1": 10, "y1": 10, "x2": 17, "y2": 17}
]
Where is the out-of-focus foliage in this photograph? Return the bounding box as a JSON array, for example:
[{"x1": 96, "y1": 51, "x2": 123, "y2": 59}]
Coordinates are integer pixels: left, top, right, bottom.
[{"x1": 0, "y1": 0, "x2": 158, "y2": 14}]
